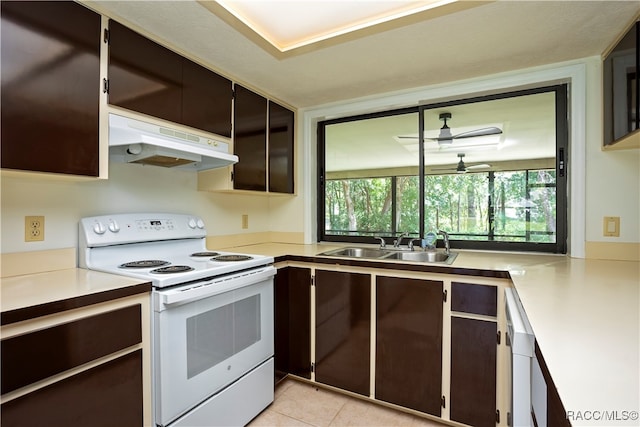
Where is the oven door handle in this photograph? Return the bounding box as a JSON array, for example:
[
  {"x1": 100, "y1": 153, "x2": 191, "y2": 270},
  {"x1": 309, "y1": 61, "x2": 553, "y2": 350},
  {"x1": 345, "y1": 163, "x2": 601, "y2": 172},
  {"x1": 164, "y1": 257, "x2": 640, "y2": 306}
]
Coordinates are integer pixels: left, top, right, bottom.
[{"x1": 159, "y1": 266, "x2": 276, "y2": 307}]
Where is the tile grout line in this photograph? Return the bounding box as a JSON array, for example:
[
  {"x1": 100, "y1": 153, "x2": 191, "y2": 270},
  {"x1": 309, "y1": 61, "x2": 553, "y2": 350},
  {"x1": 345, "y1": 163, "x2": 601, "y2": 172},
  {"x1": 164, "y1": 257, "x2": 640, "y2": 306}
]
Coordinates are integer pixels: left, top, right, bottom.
[{"x1": 326, "y1": 397, "x2": 350, "y2": 427}]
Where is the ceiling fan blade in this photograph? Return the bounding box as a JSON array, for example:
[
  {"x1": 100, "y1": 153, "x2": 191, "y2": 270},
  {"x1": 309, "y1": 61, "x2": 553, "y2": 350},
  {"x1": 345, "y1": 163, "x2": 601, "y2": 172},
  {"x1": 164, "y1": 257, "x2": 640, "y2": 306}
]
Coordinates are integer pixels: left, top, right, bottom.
[
  {"x1": 452, "y1": 127, "x2": 502, "y2": 139},
  {"x1": 466, "y1": 163, "x2": 491, "y2": 170}
]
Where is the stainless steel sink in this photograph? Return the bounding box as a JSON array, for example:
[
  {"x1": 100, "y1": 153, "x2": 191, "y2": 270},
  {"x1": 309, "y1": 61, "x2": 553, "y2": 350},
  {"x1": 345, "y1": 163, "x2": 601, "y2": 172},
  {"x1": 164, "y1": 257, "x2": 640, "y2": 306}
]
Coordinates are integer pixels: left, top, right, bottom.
[
  {"x1": 384, "y1": 250, "x2": 457, "y2": 264},
  {"x1": 320, "y1": 247, "x2": 390, "y2": 258},
  {"x1": 318, "y1": 247, "x2": 457, "y2": 264}
]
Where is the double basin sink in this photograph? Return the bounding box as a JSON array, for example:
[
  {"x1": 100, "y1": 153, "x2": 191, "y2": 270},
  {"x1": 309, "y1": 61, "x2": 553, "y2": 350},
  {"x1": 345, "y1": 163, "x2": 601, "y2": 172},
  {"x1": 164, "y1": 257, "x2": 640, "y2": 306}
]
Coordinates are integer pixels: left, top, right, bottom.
[{"x1": 319, "y1": 247, "x2": 457, "y2": 264}]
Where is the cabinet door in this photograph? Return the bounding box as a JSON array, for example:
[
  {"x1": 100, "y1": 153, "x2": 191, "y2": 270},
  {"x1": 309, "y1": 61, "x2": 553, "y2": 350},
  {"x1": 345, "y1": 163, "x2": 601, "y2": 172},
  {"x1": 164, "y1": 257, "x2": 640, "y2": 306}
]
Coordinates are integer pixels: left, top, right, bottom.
[
  {"x1": 1, "y1": 1, "x2": 100, "y2": 176},
  {"x1": 450, "y1": 317, "x2": 497, "y2": 427},
  {"x1": 182, "y1": 59, "x2": 232, "y2": 137},
  {"x1": 1, "y1": 350, "x2": 143, "y2": 427},
  {"x1": 108, "y1": 20, "x2": 182, "y2": 124},
  {"x1": 534, "y1": 341, "x2": 571, "y2": 426},
  {"x1": 233, "y1": 84, "x2": 267, "y2": 191},
  {"x1": 314, "y1": 270, "x2": 370, "y2": 396},
  {"x1": 274, "y1": 266, "x2": 311, "y2": 381},
  {"x1": 268, "y1": 101, "x2": 295, "y2": 193},
  {"x1": 376, "y1": 276, "x2": 443, "y2": 416}
]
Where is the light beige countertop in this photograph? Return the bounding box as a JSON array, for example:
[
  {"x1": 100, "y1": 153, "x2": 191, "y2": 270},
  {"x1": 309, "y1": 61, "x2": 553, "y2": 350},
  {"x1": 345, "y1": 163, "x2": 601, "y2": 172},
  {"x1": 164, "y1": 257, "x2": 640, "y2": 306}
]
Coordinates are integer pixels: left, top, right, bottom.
[
  {"x1": 232, "y1": 242, "x2": 640, "y2": 426},
  {"x1": 1, "y1": 268, "x2": 150, "y2": 324},
  {"x1": 2, "y1": 243, "x2": 637, "y2": 425}
]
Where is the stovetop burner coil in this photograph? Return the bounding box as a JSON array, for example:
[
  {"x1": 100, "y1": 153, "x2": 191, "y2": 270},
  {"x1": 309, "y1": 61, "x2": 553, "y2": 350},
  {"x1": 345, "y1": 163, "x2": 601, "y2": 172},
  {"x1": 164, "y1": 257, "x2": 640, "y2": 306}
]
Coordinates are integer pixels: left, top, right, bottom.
[
  {"x1": 211, "y1": 255, "x2": 254, "y2": 262},
  {"x1": 150, "y1": 265, "x2": 195, "y2": 274},
  {"x1": 119, "y1": 260, "x2": 170, "y2": 269},
  {"x1": 190, "y1": 252, "x2": 220, "y2": 257}
]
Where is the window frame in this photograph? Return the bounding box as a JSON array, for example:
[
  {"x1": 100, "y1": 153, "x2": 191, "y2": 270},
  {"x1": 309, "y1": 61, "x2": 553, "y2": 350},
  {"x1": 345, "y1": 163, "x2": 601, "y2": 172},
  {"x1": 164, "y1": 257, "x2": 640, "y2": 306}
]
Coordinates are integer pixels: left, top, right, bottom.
[{"x1": 318, "y1": 85, "x2": 568, "y2": 254}]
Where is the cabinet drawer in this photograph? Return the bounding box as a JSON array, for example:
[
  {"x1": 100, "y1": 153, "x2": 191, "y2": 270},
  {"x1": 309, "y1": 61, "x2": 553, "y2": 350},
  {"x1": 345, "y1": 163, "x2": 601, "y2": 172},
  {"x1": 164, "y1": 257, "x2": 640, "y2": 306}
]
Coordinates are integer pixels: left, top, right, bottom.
[
  {"x1": 1, "y1": 349, "x2": 143, "y2": 427},
  {"x1": 1, "y1": 304, "x2": 141, "y2": 394},
  {"x1": 451, "y1": 282, "x2": 497, "y2": 317}
]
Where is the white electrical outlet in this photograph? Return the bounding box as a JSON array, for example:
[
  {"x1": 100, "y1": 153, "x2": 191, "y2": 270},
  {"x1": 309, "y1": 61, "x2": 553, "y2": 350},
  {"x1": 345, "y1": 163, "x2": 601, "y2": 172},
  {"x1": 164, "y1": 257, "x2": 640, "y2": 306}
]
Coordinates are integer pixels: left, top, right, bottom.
[{"x1": 242, "y1": 214, "x2": 249, "y2": 229}]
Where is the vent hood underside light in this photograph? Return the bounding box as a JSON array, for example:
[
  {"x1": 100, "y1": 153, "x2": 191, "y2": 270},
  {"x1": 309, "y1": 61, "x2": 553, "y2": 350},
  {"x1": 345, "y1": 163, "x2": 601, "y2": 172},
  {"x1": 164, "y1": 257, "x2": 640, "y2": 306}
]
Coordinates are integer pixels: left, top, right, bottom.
[
  {"x1": 108, "y1": 113, "x2": 238, "y2": 171},
  {"x1": 123, "y1": 144, "x2": 203, "y2": 168}
]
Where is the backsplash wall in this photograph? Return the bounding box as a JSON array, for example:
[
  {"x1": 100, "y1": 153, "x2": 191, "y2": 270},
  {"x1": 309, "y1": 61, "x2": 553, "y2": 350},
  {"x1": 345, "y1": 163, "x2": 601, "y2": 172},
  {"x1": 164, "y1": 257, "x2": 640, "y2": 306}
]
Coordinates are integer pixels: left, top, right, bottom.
[{"x1": 0, "y1": 163, "x2": 274, "y2": 253}]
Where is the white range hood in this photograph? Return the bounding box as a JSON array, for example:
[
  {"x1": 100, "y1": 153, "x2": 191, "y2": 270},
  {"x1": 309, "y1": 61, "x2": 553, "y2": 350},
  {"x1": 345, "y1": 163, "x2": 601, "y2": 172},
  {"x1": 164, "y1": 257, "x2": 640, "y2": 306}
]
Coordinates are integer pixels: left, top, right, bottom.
[{"x1": 108, "y1": 113, "x2": 238, "y2": 170}]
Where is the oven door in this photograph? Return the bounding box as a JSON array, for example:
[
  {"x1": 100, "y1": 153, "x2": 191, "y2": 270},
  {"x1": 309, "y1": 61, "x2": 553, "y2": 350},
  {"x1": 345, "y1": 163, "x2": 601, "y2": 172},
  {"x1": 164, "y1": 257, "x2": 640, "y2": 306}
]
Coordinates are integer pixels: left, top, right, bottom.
[{"x1": 153, "y1": 267, "x2": 275, "y2": 426}]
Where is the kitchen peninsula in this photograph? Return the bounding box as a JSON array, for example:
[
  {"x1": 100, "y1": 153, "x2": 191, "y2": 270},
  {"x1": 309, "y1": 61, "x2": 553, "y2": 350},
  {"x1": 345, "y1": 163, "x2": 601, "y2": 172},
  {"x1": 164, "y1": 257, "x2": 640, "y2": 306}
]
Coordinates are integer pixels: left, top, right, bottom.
[{"x1": 227, "y1": 243, "x2": 640, "y2": 426}]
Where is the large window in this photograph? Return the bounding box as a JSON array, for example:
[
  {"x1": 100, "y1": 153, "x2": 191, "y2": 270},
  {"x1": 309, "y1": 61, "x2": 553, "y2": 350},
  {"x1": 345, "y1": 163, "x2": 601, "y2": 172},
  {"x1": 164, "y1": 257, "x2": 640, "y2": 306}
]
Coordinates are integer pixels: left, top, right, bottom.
[{"x1": 318, "y1": 86, "x2": 568, "y2": 253}]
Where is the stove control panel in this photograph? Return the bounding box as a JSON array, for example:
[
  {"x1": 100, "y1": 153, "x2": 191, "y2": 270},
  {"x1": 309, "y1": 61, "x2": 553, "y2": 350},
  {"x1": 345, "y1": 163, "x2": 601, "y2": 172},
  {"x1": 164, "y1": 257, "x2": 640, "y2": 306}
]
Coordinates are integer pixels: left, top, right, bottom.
[
  {"x1": 136, "y1": 219, "x2": 175, "y2": 231},
  {"x1": 79, "y1": 213, "x2": 207, "y2": 247}
]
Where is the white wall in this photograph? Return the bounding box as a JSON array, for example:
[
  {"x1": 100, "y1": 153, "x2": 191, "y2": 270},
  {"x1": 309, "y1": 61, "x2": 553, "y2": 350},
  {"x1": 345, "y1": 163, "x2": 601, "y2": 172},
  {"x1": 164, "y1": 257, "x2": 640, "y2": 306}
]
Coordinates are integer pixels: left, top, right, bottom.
[
  {"x1": 0, "y1": 163, "x2": 270, "y2": 253},
  {"x1": 583, "y1": 60, "x2": 640, "y2": 243}
]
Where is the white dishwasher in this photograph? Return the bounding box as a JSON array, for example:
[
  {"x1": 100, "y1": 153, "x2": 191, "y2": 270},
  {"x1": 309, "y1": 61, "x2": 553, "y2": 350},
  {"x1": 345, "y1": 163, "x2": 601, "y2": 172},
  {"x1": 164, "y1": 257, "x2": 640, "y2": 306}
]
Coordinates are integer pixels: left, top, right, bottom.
[{"x1": 505, "y1": 288, "x2": 536, "y2": 427}]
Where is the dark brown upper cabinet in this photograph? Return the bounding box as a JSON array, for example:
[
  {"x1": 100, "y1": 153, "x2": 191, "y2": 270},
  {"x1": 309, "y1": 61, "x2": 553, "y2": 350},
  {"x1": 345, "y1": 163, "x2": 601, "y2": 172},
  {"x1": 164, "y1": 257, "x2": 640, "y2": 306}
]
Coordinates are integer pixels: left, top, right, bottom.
[
  {"x1": 603, "y1": 20, "x2": 639, "y2": 147},
  {"x1": 196, "y1": 83, "x2": 295, "y2": 195},
  {"x1": 268, "y1": 101, "x2": 295, "y2": 194},
  {"x1": 107, "y1": 20, "x2": 181, "y2": 125},
  {"x1": 182, "y1": 60, "x2": 233, "y2": 137},
  {"x1": 233, "y1": 84, "x2": 268, "y2": 191},
  {"x1": 107, "y1": 20, "x2": 232, "y2": 138},
  {"x1": 1, "y1": 1, "x2": 101, "y2": 177}
]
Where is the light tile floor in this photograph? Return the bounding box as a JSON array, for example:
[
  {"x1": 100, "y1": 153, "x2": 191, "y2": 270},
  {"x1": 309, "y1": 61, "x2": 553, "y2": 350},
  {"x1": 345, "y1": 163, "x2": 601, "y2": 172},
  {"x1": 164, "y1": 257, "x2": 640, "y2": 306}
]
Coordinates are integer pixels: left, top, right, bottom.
[{"x1": 248, "y1": 378, "x2": 447, "y2": 427}]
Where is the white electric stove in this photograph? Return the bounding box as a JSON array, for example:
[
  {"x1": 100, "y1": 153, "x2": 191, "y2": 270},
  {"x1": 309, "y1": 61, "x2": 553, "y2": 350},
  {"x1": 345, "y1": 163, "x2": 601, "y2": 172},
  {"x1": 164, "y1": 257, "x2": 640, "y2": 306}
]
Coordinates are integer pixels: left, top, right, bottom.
[{"x1": 79, "y1": 213, "x2": 275, "y2": 427}]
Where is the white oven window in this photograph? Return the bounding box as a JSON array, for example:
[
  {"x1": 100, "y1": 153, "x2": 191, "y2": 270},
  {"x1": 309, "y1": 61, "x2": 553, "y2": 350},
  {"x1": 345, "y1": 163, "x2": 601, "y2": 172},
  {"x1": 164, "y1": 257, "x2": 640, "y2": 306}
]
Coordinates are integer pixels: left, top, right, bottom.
[{"x1": 186, "y1": 294, "x2": 261, "y2": 378}]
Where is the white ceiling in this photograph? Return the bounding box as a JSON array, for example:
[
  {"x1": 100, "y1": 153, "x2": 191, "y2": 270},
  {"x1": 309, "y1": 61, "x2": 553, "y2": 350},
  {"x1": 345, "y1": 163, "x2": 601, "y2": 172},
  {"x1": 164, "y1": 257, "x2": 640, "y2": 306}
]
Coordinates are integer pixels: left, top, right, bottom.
[
  {"x1": 86, "y1": 0, "x2": 640, "y2": 108},
  {"x1": 214, "y1": 0, "x2": 454, "y2": 52}
]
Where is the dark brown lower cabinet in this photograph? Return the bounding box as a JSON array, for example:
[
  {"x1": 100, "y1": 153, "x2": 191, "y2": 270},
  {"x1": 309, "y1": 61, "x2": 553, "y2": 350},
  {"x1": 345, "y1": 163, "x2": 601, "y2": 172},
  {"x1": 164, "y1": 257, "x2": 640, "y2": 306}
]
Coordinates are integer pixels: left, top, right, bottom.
[
  {"x1": 376, "y1": 276, "x2": 443, "y2": 416},
  {"x1": 274, "y1": 266, "x2": 312, "y2": 381},
  {"x1": 315, "y1": 270, "x2": 370, "y2": 396},
  {"x1": 450, "y1": 316, "x2": 497, "y2": 427},
  {"x1": 1, "y1": 350, "x2": 143, "y2": 427},
  {"x1": 1, "y1": 304, "x2": 141, "y2": 394},
  {"x1": 534, "y1": 341, "x2": 571, "y2": 426}
]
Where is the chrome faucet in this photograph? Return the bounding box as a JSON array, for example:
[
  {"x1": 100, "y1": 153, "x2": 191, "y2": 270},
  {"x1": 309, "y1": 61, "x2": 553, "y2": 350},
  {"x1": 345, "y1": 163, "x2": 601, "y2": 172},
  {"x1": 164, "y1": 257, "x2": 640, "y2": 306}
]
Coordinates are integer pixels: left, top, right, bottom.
[
  {"x1": 408, "y1": 238, "x2": 423, "y2": 251},
  {"x1": 393, "y1": 232, "x2": 410, "y2": 248},
  {"x1": 374, "y1": 236, "x2": 386, "y2": 249},
  {"x1": 437, "y1": 230, "x2": 450, "y2": 255}
]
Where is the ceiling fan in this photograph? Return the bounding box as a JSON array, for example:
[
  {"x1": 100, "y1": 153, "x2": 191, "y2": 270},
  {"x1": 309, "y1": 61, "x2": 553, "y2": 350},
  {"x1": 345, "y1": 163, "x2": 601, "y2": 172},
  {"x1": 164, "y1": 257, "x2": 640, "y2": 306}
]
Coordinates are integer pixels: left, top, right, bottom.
[
  {"x1": 433, "y1": 153, "x2": 491, "y2": 174},
  {"x1": 398, "y1": 112, "x2": 503, "y2": 145}
]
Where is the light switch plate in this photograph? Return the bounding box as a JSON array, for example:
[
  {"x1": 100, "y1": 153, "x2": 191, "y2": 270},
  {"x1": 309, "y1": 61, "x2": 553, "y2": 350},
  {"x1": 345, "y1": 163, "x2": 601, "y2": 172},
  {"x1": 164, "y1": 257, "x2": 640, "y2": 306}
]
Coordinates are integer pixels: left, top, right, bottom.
[{"x1": 603, "y1": 216, "x2": 620, "y2": 237}]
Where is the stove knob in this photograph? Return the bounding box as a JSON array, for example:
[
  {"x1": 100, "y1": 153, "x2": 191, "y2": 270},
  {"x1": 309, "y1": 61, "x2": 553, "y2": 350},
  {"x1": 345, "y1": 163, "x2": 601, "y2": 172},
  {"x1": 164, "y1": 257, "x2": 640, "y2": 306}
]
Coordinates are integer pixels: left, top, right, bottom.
[
  {"x1": 93, "y1": 221, "x2": 106, "y2": 235},
  {"x1": 108, "y1": 220, "x2": 120, "y2": 233},
  {"x1": 196, "y1": 219, "x2": 205, "y2": 229},
  {"x1": 188, "y1": 218, "x2": 197, "y2": 229}
]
